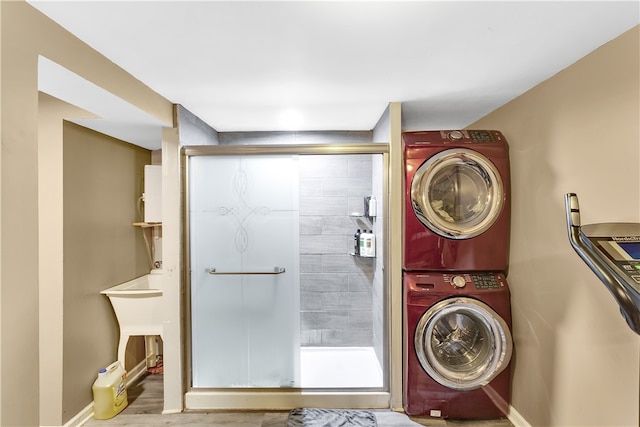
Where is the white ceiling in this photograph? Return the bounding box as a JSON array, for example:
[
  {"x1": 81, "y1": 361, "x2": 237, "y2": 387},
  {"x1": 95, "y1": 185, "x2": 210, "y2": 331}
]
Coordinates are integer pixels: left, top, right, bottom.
[{"x1": 28, "y1": 1, "x2": 639, "y2": 145}]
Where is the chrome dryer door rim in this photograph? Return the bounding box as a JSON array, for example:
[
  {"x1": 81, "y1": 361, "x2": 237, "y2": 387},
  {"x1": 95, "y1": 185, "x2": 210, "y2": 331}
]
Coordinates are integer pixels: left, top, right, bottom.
[
  {"x1": 414, "y1": 297, "x2": 512, "y2": 390},
  {"x1": 411, "y1": 148, "x2": 504, "y2": 239}
]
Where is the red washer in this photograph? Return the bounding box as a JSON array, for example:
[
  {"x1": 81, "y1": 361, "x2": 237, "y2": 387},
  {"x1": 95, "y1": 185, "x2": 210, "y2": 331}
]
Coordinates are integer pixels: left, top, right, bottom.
[
  {"x1": 403, "y1": 271, "x2": 513, "y2": 419},
  {"x1": 403, "y1": 130, "x2": 511, "y2": 272}
]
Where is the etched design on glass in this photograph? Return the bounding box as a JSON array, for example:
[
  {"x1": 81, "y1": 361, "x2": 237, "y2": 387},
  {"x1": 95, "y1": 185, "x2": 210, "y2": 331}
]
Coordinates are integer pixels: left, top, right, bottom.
[{"x1": 214, "y1": 165, "x2": 271, "y2": 253}]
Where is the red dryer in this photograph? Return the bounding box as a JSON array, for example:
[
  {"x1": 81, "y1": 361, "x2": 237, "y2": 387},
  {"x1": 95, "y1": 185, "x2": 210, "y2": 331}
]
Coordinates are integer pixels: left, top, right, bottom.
[
  {"x1": 403, "y1": 130, "x2": 511, "y2": 272},
  {"x1": 403, "y1": 271, "x2": 513, "y2": 419}
]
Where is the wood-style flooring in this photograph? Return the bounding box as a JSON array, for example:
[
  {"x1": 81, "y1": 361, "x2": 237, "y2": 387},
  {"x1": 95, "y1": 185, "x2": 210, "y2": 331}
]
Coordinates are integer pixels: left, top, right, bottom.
[{"x1": 82, "y1": 373, "x2": 514, "y2": 427}]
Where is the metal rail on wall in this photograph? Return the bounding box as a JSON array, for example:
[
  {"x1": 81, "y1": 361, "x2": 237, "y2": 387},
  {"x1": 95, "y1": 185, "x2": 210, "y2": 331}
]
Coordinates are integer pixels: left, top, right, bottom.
[{"x1": 565, "y1": 193, "x2": 640, "y2": 334}]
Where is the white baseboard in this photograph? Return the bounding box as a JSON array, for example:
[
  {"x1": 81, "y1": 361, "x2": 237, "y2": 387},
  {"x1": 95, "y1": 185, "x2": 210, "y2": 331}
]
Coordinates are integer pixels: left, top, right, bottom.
[
  {"x1": 63, "y1": 402, "x2": 93, "y2": 427},
  {"x1": 125, "y1": 360, "x2": 149, "y2": 386},
  {"x1": 63, "y1": 360, "x2": 148, "y2": 427},
  {"x1": 508, "y1": 405, "x2": 531, "y2": 427}
]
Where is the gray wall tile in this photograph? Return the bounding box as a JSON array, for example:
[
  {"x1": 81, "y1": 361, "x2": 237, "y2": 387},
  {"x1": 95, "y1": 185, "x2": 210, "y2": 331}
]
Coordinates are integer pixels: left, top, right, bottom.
[
  {"x1": 301, "y1": 329, "x2": 323, "y2": 346},
  {"x1": 300, "y1": 235, "x2": 346, "y2": 255},
  {"x1": 299, "y1": 196, "x2": 348, "y2": 216},
  {"x1": 299, "y1": 155, "x2": 348, "y2": 178},
  {"x1": 349, "y1": 311, "x2": 374, "y2": 329},
  {"x1": 300, "y1": 273, "x2": 347, "y2": 292},
  {"x1": 300, "y1": 216, "x2": 323, "y2": 235},
  {"x1": 321, "y1": 216, "x2": 354, "y2": 235},
  {"x1": 320, "y1": 291, "x2": 372, "y2": 310},
  {"x1": 349, "y1": 271, "x2": 374, "y2": 292},
  {"x1": 348, "y1": 156, "x2": 373, "y2": 178},
  {"x1": 299, "y1": 177, "x2": 322, "y2": 197},
  {"x1": 322, "y1": 178, "x2": 371, "y2": 197},
  {"x1": 322, "y1": 329, "x2": 373, "y2": 346},
  {"x1": 301, "y1": 311, "x2": 349, "y2": 330},
  {"x1": 300, "y1": 255, "x2": 322, "y2": 273},
  {"x1": 300, "y1": 292, "x2": 323, "y2": 311},
  {"x1": 298, "y1": 155, "x2": 380, "y2": 348}
]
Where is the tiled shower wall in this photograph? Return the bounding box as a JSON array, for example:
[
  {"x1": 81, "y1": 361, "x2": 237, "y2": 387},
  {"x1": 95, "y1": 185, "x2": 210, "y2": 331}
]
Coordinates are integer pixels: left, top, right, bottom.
[{"x1": 299, "y1": 154, "x2": 381, "y2": 347}]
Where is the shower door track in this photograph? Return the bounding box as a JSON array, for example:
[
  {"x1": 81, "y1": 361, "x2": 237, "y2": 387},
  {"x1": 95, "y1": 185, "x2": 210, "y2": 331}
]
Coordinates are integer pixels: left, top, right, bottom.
[
  {"x1": 182, "y1": 142, "x2": 389, "y2": 156},
  {"x1": 182, "y1": 143, "x2": 391, "y2": 410}
]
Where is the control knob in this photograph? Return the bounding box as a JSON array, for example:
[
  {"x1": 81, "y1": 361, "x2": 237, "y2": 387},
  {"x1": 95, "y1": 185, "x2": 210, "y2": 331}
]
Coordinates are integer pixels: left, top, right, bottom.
[
  {"x1": 448, "y1": 130, "x2": 463, "y2": 140},
  {"x1": 451, "y1": 275, "x2": 467, "y2": 288}
]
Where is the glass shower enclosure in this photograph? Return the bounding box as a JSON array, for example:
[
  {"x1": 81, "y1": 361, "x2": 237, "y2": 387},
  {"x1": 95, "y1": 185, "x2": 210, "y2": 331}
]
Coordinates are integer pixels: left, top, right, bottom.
[{"x1": 184, "y1": 143, "x2": 388, "y2": 401}]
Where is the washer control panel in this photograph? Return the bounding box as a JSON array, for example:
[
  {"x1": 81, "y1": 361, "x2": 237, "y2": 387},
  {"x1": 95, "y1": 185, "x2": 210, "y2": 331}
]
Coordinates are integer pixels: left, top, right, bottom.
[
  {"x1": 472, "y1": 274, "x2": 502, "y2": 290},
  {"x1": 402, "y1": 129, "x2": 506, "y2": 146},
  {"x1": 444, "y1": 273, "x2": 503, "y2": 290}
]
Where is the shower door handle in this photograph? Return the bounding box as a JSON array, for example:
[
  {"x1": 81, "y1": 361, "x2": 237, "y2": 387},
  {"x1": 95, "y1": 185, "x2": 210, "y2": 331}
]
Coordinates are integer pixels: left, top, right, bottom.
[{"x1": 208, "y1": 267, "x2": 286, "y2": 275}]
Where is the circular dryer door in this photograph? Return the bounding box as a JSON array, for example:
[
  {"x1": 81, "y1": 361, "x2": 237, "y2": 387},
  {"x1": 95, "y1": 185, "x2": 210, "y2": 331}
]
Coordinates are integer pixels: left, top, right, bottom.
[
  {"x1": 411, "y1": 148, "x2": 504, "y2": 239},
  {"x1": 414, "y1": 297, "x2": 512, "y2": 390}
]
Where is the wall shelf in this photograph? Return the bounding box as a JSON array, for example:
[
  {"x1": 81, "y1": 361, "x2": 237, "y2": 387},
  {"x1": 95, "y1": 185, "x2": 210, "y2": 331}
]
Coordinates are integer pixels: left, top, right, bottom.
[{"x1": 133, "y1": 222, "x2": 162, "y2": 228}]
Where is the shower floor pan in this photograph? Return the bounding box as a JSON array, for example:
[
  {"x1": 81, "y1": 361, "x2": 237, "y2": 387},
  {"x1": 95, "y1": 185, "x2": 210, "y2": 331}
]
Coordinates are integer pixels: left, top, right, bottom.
[{"x1": 300, "y1": 346, "x2": 383, "y2": 388}]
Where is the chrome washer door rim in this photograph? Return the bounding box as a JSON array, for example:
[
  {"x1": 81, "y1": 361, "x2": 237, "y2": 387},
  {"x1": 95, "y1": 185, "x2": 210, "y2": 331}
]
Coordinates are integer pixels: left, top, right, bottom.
[
  {"x1": 411, "y1": 148, "x2": 504, "y2": 239},
  {"x1": 414, "y1": 297, "x2": 512, "y2": 390}
]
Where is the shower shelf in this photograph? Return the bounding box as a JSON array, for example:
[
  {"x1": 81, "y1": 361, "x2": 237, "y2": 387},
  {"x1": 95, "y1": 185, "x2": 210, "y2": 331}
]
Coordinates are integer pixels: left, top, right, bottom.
[
  {"x1": 349, "y1": 252, "x2": 375, "y2": 258},
  {"x1": 349, "y1": 213, "x2": 375, "y2": 220},
  {"x1": 349, "y1": 213, "x2": 375, "y2": 229},
  {"x1": 350, "y1": 213, "x2": 376, "y2": 258}
]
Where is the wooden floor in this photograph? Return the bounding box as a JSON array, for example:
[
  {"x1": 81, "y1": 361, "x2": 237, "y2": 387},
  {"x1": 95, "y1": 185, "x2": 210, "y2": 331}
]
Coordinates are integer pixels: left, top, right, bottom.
[{"x1": 82, "y1": 373, "x2": 514, "y2": 427}]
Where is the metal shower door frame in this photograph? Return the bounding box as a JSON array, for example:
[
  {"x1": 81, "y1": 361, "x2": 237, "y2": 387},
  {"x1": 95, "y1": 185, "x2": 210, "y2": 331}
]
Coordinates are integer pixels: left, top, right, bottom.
[{"x1": 181, "y1": 143, "x2": 392, "y2": 409}]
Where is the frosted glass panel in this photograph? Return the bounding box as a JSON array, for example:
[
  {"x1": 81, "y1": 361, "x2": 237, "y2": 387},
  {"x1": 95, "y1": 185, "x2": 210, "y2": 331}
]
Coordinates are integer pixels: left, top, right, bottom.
[{"x1": 190, "y1": 155, "x2": 300, "y2": 388}]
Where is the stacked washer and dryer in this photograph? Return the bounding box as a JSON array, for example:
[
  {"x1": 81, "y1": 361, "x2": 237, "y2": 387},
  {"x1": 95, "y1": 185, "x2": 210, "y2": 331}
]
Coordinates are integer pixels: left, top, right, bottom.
[{"x1": 402, "y1": 130, "x2": 514, "y2": 419}]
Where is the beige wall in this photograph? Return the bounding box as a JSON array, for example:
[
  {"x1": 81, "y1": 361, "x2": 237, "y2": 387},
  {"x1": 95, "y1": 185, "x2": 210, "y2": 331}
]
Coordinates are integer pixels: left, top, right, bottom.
[
  {"x1": 471, "y1": 26, "x2": 640, "y2": 427},
  {"x1": 1, "y1": 1, "x2": 173, "y2": 425},
  {"x1": 38, "y1": 93, "x2": 94, "y2": 426},
  {"x1": 62, "y1": 121, "x2": 150, "y2": 421}
]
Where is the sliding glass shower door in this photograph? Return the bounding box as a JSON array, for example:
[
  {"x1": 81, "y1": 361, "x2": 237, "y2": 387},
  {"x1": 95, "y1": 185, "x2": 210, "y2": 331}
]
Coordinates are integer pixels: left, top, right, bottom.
[{"x1": 189, "y1": 155, "x2": 300, "y2": 388}]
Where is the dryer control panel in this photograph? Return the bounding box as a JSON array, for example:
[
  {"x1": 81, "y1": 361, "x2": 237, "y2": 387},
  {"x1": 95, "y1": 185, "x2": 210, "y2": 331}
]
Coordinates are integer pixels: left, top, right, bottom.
[
  {"x1": 444, "y1": 130, "x2": 500, "y2": 143},
  {"x1": 403, "y1": 129, "x2": 506, "y2": 146}
]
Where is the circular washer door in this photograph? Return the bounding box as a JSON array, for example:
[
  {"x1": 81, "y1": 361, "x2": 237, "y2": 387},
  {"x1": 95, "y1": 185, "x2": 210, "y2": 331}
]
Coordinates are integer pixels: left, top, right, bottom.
[
  {"x1": 411, "y1": 148, "x2": 504, "y2": 239},
  {"x1": 414, "y1": 297, "x2": 512, "y2": 390}
]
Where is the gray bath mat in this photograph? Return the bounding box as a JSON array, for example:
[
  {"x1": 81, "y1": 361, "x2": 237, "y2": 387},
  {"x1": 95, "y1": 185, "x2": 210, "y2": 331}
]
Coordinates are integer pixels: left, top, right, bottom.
[{"x1": 286, "y1": 408, "x2": 377, "y2": 427}]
